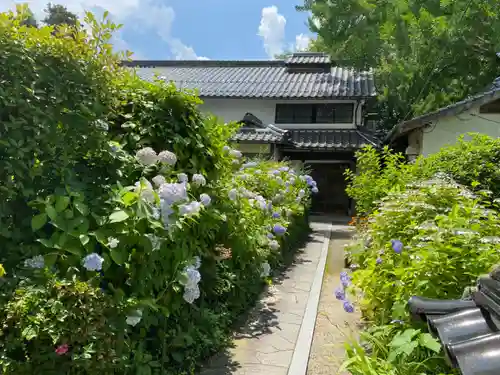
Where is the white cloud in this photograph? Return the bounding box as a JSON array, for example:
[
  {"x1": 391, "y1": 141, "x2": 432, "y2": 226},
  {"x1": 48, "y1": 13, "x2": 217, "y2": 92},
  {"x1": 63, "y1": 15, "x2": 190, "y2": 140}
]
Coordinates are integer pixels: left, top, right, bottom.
[
  {"x1": 0, "y1": 0, "x2": 207, "y2": 59},
  {"x1": 294, "y1": 33, "x2": 311, "y2": 51},
  {"x1": 257, "y1": 6, "x2": 313, "y2": 59},
  {"x1": 257, "y1": 5, "x2": 286, "y2": 58}
]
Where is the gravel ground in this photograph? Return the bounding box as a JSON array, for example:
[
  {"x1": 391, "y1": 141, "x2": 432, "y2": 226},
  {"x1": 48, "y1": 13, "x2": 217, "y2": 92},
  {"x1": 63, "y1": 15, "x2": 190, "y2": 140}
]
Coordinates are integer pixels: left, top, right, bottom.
[{"x1": 306, "y1": 226, "x2": 362, "y2": 375}]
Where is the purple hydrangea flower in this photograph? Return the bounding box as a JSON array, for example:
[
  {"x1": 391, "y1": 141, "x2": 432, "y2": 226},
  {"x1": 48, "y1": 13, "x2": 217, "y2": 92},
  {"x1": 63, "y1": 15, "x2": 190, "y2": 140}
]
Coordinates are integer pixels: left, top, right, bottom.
[
  {"x1": 334, "y1": 286, "x2": 345, "y2": 300},
  {"x1": 273, "y1": 224, "x2": 286, "y2": 236},
  {"x1": 272, "y1": 212, "x2": 281, "y2": 219},
  {"x1": 376, "y1": 257, "x2": 383, "y2": 265},
  {"x1": 391, "y1": 239, "x2": 403, "y2": 254},
  {"x1": 340, "y1": 271, "x2": 351, "y2": 287},
  {"x1": 267, "y1": 233, "x2": 275, "y2": 239},
  {"x1": 343, "y1": 300, "x2": 354, "y2": 313}
]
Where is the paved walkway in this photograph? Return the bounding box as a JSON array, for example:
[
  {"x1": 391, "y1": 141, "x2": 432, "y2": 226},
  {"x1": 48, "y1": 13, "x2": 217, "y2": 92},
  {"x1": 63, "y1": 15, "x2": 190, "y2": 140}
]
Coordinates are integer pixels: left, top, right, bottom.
[{"x1": 199, "y1": 217, "x2": 340, "y2": 375}]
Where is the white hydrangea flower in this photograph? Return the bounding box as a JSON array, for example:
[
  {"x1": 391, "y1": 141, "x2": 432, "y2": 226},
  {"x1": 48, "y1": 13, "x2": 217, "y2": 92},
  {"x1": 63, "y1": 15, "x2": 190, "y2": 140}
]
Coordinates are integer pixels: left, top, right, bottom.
[
  {"x1": 134, "y1": 179, "x2": 155, "y2": 203},
  {"x1": 152, "y1": 175, "x2": 166, "y2": 187},
  {"x1": 135, "y1": 147, "x2": 158, "y2": 165},
  {"x1": 260, "y1": 262, "x2": 271, "y2": 277},
  {"x1": 126, "y1": 309, "x2": 143, "y2": 326},
  {"x1": 193, "y1": 256, "x2": 201, "y2": 269},
  {"x1": 177, "y1": 173, "x2": 188, "y2": 183},
  {"x1": 200, "y1": 193, "x2": 211, "y2": 206},
  {"x1": 192, "y1": 174, "x2": 206, "y2": 187},
  {"x1": 178, "y1": 201, "x2": 202, "y2": 216},
  {"x1": 269, "y1": 240, "x2": 280, "y2": 251},
  {"x1": 229, "y1": 149, "x2": 242, "y2": 158},
  {"x1": 24, "y1": 255, "x2": 45, "y2": 269},
  {"x1": 228, "y1": 189, "x2": 238, "y2": 201},
  {"x1": 108, "y1": 237, "x2": 119, "y2": 249},
  {"x1": 158, "y1": 182, "x2": 188, "y2": 204},
  {"x1": 158, "y1": 150, "x2": 177, "y2": 166},
  {"x1": 222, "y1": 145, "x2": 230, "y2": 153}
]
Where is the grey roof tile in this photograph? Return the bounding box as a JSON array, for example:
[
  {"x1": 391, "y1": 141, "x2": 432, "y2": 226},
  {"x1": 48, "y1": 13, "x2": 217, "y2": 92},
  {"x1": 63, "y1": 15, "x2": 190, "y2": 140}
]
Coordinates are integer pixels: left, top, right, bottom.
[
  {"x1": 285, "y1": 52, "x2": 331, "y2": 65},
  {"x1": 124, "y1": 57, "x2": 375, "y2": 99},
  {"x1": 232, "y1": 128, "x2": 285, "y2": 143},
  {"x1": 290, "y1": 129, "x2": 379, "y2": 150}
]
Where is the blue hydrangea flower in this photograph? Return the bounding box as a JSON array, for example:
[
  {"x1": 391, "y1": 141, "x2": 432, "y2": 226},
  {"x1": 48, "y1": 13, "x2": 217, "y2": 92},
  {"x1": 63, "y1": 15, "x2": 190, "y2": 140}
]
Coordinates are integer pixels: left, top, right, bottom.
[
  {"x1": 391, "y1": 239, "x2": 403, "y2": 254},
  {"x1": 222, "y1": 145, "x2": 230, "y2": 153},
  {"x1": 83, "y1": 253, "x2": 104, "y2": 271},
  {"x1": 334, "y1": 286, "x2": 345, "y2": 300},
  {"x1": 272, "y1": 212, "x2": 281, "y2": 219},
  {"x1": 24, "y1": 255, "x2": 45, "y2": 269},
  {"x1": 343, "y1": 300, "x2": 354, "y2": 313},
  {"x1": 200, "y1": 193, "x2": 211, "y2": 206},
  {"x1": 311, "y1": 187, "x2": 319, "y2": 194},
  {"x1": 267, "y1": 233, "x2": 275, "y2": 239},
  {"x1": 273, "y1": 224, "x2": 286, "y2": 236},
  {"x1": 183, "y1": 285, "x2": 200, "y2": 304},
  {"x1": 376, "y1": 257, "x2": 383, "y2": 265}
]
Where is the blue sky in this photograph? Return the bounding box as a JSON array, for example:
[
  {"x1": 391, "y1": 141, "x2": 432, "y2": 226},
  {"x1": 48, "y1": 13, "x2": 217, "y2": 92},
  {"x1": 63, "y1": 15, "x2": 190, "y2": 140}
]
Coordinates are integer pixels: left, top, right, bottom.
[{"x1": 2, "y1": 0, "x2": 314, "y2": 60}]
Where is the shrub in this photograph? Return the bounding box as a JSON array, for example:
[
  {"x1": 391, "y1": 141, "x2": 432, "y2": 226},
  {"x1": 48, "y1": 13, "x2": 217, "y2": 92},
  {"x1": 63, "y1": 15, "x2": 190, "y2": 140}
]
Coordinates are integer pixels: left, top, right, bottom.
[
  {"x1": 0, "y1": 275, "x2": 134, "y2": 374},
  {"x1": 345, "y1": 134, "x2": 500, "y2": 216},
  {"x1": 0, "y1": 10, "x2": 316, "y2": 375},
  {"x1": 345, "y1": 175, "x2": 500, "y2": 324}
]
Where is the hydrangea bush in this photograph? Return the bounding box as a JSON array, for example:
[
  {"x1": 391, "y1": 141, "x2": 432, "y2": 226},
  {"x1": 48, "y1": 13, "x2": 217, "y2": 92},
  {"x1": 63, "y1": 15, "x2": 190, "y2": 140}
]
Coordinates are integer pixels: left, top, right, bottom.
[{"x1": 0, "y1": 11, "x2": 315, "y2": 375}]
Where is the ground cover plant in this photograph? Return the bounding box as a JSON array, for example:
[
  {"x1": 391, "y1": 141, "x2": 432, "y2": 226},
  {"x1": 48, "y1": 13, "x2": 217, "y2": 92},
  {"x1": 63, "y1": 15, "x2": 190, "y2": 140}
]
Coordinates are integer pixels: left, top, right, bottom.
[
  {"x1": 0, "y1": 10, "x2": 316, "y2": 375},
  {"x1": 336, "y1": 140, "x2": 500, "y2": 375}
]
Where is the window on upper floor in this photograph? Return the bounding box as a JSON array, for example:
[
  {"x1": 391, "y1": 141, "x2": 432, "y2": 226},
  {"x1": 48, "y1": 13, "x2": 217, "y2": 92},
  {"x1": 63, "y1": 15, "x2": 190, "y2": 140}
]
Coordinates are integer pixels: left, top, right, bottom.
[
  {"x1": 275, "y1": 103, "x2": 354, "y2": 124},
  {"x1": 479, "y1": 98, "x2": 500, "y2": 114}
]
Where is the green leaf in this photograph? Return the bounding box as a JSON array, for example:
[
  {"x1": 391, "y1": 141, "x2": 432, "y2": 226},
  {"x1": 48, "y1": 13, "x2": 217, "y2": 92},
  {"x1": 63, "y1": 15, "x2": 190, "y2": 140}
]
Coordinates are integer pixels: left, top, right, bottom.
[
  {"x1": 44, "y1": 253, "x2": 58, "y2": 267},
  {"x1": 46, "y1": 205, "x2": 57, "y2": 221},
  {"x1": 109, "y1": 210, "x2": 129, "y2": 223},
  {"x1": 74, "y1": 201, "x2": 89, "y2": 216},
  {"x1": 31, "y1": 213, "x2": 47, "y2": 231},
  {"x1": 110, "y1": 247, "x2": 128, "y2": 265},
  {"x1": 79, "y1": 234, "x2": 90, "y2": 246},
  {"x1": 21, "y1": 326, "x2": 38, "y2": 340},
  {"x1": 419, "y1": 333, "x2": 442, "y2": 353},
  {"x1": 55, "y1": 196, "x2": 70, "y2": 212}
]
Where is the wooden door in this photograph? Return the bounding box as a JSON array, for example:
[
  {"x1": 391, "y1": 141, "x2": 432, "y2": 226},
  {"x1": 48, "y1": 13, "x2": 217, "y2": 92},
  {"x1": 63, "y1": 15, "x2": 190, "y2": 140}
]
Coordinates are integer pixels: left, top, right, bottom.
[{"x1": 307, "y1": 163, "x2": 350, "y2": 214}]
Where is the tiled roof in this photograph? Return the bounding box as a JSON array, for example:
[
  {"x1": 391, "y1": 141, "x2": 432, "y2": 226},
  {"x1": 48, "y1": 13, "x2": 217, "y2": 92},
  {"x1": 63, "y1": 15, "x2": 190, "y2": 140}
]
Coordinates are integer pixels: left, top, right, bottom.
[
  {"x1": 285, "y1": 52, "x2": 331, "y2": 65},
  {"x1": 290, "y1": 129, "x2": 379, "y2": 150},
  {"x1": 232, "y1": 128, "x2": 286, "y2": 143},
  {"x1": 385, "y1": 86, "x2": 500, "y2": 142},
  {"x1": 231, "y1": 112, "x2": 289, "y2": 143},
  {"x1": 124, "y1": 54, "x2": 376, "y2": 99}
]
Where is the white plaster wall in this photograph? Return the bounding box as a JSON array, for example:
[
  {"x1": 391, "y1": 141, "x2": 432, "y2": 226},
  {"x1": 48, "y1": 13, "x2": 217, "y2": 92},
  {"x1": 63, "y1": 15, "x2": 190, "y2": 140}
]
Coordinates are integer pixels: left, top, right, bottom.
[
  {"x1": 408, "y1": 107, "x2": 500, "y2": 157},
  {"x1": 199, "y1": 98, "x2": 362, "y2": 129}
]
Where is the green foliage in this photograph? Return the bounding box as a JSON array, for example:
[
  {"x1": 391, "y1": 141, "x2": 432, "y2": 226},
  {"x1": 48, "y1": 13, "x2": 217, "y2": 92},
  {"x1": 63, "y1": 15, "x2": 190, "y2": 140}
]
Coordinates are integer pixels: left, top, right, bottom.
[
  {"x1": 342, "y1": 325, "x2": 453, "y2": 375},
  {"x1": 347, "y1": 177, "x2": 500, "y2": 323},
  {"x1": 341, "y1": 135, "x2": 500, "y2": 375},
  {"x1": 0, "y1": 275, "x2": 134, "y2": 374},
  {"x1": 346, "y1": 134, "x2": 500, "y2": 215},
  {"x1": 43, "y1": 3, "x2": 79, "y2": 27},
  {"x1": 297, "y1": 0, "x2": 500, "y2": 129},
  {"x1": 0, "y1": 10, "x2": 313, "y2": 375}
]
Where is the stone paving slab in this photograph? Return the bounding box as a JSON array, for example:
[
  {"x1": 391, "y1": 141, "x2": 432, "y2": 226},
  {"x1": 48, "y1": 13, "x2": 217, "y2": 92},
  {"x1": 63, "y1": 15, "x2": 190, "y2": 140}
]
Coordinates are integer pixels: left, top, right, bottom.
[{"x1": 199, "y1": 218, "x2": 333, "y2": 375}]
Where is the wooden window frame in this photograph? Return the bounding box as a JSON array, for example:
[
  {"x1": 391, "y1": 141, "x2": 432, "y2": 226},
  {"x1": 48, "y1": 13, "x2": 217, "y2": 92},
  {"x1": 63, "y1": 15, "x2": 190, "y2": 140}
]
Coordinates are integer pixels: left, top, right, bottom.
[{"x1": 275, "y1": 103, "x2": 354, "y2": 124}]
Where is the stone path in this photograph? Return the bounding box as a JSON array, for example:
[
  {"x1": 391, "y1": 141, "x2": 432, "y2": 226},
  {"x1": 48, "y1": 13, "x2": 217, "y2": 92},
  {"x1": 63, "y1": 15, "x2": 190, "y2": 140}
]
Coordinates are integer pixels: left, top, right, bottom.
[
  {"x1": 306, "y1": 222, "x2": 360, "y2": 375},
  {"x1": 199, "y1": 217, "x2": 335, "y2": 375}
]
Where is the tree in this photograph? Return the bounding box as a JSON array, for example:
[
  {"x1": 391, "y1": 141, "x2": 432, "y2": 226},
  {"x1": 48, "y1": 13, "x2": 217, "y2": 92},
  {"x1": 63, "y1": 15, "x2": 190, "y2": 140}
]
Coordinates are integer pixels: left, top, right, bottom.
[
  {"x1": 297, "y1": 0, "x2": 500, "y2": 131},
  {"x1": 16, "y1": 4, "x2": 38, "y2": 28},
  {"x1": 42, "y1": 3, "x2": 79, "y2": 27}
]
